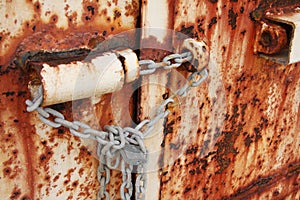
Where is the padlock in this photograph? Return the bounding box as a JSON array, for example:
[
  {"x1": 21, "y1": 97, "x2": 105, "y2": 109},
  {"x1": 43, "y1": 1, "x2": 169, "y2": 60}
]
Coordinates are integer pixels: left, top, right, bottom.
[{"x1": 120, "y1": 144, "x2": 147, "y2": 166}]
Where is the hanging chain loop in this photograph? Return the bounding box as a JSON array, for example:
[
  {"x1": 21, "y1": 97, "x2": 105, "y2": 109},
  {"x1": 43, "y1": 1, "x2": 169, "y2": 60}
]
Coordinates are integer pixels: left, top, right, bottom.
[{"x1": 25, "y1": 49, "x2": 208, "y2": 200}]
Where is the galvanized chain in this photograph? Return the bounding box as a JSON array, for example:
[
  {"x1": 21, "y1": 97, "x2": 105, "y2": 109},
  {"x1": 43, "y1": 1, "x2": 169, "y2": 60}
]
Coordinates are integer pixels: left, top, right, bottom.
[
  {"x1": 97, "y1": 164, "x2": 110, "y2": 199},
  {"x1": 135, "y1": 164, "x2": 146, "y2": 200},
  {"x1": 139, "y1": 52, "x2": 192, "y2": 75},
  {"x1": 120, "y1": 160, "x2": 133, "y2": 200},
  {"x1": 25, "y1": 50, "x2": 208, "y2": 200}
]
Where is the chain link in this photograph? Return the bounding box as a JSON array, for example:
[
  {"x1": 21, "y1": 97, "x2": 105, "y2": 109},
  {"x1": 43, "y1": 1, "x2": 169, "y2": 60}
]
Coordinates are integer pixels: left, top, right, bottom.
[
  {"x1": 135, "y1": 165, "x2": 146, "y2": 200},
  {"x1": 120, "y1": 160, "x2": 133, "y2": 200},
  {"x1": 139, "y1": 52, "x2": 192, "y2": 75},
  {"x1": 97, "y1": 162, "x2": 110, "y2": 199},
  {"x1": 25, "y1": 50, "x2": 208, "y2": 200}
]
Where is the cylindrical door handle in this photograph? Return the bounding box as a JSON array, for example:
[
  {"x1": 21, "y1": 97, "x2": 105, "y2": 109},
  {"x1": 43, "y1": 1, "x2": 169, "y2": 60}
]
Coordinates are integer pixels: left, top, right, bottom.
[{"x1": 28, "y1": 49, "x2": 139, "y2": 106}]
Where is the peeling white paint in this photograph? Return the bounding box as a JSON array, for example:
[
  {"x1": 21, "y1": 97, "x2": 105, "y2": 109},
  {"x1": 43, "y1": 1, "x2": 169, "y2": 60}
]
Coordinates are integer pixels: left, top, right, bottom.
[
  {"x1": 266, "y1": 83, "x2": 281, "y2": 119},
  {"x1": 31, "y1": 52, "x2": 125, "y2": 106},
  {"x1": 141, "y1": 0, "x2": 169, "y2": 44}
]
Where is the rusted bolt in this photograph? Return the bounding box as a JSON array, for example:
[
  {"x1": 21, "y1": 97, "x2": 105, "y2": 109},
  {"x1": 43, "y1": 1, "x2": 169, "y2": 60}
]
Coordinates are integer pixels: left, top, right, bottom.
[
  {"x1": 254, "y1": 21, "x2": 287, "y2": 55},
  {"x1": 253, "y1": 7, "x2": 300, "y2": 64}
]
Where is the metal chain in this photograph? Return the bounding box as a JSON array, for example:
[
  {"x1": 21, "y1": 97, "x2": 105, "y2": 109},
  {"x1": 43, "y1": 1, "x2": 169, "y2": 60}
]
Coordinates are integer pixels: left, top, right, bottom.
[
  {"x1": 135, "y1": 164, "x2": 146, "y2": 200},
  {"x1": 139, "y1": 52, "x2": 192, "y2": 75},
  {"x1": 120, "y1": 160, "x2": 133, "y2": 200},
  {"x1": 25, "y1": 50, "x2": 208, "y2": 200},
  {"x1": 97, "y1": 163, "x2": 110, "y2": 199}
]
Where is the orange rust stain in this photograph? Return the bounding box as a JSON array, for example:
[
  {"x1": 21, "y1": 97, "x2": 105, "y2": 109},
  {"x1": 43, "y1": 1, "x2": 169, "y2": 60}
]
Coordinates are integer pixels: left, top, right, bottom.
[
  {"x1": 124, "y1": 0, "x2": 139, "y2": 17},
  {"x1": 50, "y1": 15, "x2": 59, "y2": 24},
  {"x1": 113, "y1": 8, "x2": 122, "y2": 20},
  {"x1": 34, "y1": 1, "x2": 41, "y2": 13},
  {"x1": 0, "y1": 67, "x2": 36, "y2": 198},
  {"x1": 79, "y1": 167, "x2": 85, "y2": 177},
  {"x1": 94, "y1": 94, "x2": 114, "y2": 127},
  {"x1": 74, "y1": 146, "x2": 93, "y2": 163},
  {"x1": 254, "y1": 21, "x2": 288, "y2": 55},
  {"x1": 53, "y1": 173, "x2": 61, "y2": 182},
  {"x1": 88, "y1": 35, "x2": 106, "y2": 48},
  {"x1": 82, "y1": 2, "x2": 99, "y2": 22},
  {"x1": 10, "y1": 187, "x2": 22, "y2": 199},
  {"x1": 156, "y1": 0, "x2": 300, "y2": 199},
  {"x1": 63, "y1": 168, "x2": 76, "y2": 185},
  {"x1": 251, "y1": 0, "x2": 300, "y2": 21},
  {"x1": 39, "y1": 142, "x2": 54, "y2": 165},
  {"x1": 224, "y1": 161, "x2": 300, "y2": 199},
  {"x1": 112, "y1": 0, "x2": 118, "y2": 5},
  {"x1": 0, "y1": 21, "x2": 107, "y2": 199},
  {"x1": 1, "y1": 0, "x2": 140, "y2": 68}
]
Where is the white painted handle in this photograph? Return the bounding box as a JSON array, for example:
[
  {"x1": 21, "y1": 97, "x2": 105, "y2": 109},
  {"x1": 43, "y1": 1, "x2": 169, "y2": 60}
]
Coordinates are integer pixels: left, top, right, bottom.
[{"x1": 29, "y1": 49, "x2": 139, "y2": 106}]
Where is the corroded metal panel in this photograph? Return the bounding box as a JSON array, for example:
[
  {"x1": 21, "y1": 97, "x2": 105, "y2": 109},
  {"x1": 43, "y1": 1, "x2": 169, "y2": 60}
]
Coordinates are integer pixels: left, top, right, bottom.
[
  {"x1": 154, "y1": 0, "x2": 300, "y2": 199},
  {"x1": 139, "y1": 0, "x2": 177, "y2": 199},
  {"x1": 1, "y1": 0, "x2": 299, "y2": 199},
  {"x1": 0, "y1": 0, "x2": 139, "y2": 66},
  {"x1": 0, "y1": 0, "x2": 139, "y2": 199}
]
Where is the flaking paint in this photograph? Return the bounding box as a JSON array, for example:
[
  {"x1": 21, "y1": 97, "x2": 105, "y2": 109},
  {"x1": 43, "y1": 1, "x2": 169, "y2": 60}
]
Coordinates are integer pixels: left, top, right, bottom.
[
  {"x1": 150, "y1": 0, "x2": 300, "y2": 199},
  {"x1": 0, "y1": 0, "x2": 299, "y2": 200},
  {"x1": 0, "y1": 0, "x2": 139, "y2": 199}
]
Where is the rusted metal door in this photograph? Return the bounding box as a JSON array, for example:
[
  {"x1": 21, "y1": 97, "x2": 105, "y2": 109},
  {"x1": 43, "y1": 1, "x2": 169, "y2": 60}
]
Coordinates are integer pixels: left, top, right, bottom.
[
  {"x1": 139, "y1": 1, "x2": 300, "y2": 199},
  {"x1": 0, "y1": 1, "x2": 140, "y2": 199},
  {"x1": 0, "y1": 0, "x2": 299, "y2": 200}
]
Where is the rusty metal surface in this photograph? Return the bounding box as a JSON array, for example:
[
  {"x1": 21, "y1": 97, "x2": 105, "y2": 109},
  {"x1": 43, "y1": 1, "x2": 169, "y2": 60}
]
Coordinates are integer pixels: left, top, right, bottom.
[
  {"x1": 264, "y1": 11, "x2": 300, "y2": 64},
  {"x1": 138, "y1": 0, "x2": 177, "y2": 199},
  {"x1": 252, "y1": 4, "x2": 300, "y2": 65},
  {"x1": 139, "y1": 0, "x2": 300, "y2": 199},
  {"x1": 0, "y1": 0, "x2": 139, "y2": 67},
  {"x1": 166, "y1": 0, "x2": 299, "y2": 199},
  {"x1": 1, "y1": 0, "x2": 299, "y2": 200},
  {"x1": 0, "y1": 0, "x2": 139, "y2": 199},
  {"x1": 254, "y1": 21, "x2": 288, "y2": 55}
]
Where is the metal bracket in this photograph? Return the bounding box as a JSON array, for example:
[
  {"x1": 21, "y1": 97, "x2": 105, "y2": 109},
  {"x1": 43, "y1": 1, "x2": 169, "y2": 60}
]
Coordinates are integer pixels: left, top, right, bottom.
[{"x1": 181, "y1": 38, "x2": 210, "y2": 72}]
